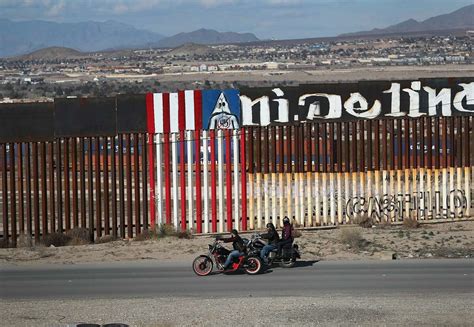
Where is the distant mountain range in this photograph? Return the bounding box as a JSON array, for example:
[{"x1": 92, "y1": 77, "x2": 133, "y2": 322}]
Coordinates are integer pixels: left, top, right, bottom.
[
  {"x1": 0, "y1": 19, "x2": 165, "y2": 58},
  {"x1": 157, "y1": 28, "x2": 259, "y2": 48},
  {"x1": 0, "y1": 19, "x2": 259, "y2": 58},
  {"x1": 340, "y1": 4, "x2": 474, "y2": 37}
]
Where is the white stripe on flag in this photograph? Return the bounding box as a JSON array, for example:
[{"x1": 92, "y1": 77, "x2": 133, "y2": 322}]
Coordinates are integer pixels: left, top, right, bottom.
[
  {"x1": 185, "y1": 90, "x2": 195, "y2": 130},
  {"x1": 169, "y1": 93, "x2": 179, "y2": 133},
  {"x1": 153, "y1": 93, "x2": 164, "y2": 134}
]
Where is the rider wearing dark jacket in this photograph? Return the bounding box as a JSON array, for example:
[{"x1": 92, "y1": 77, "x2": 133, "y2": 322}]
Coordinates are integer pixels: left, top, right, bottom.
[
  {"x1": 260, "y1": 223, "x2": 280, "y2": 245},
  {"x1": 220, "y1": 229, "x2": 246, "y2": 253},
  {"x1": 260, "y1": 223, "x2": 280, "y2": 263},
  {"x1": 277, "y1": 217, "x2": 293, "y2": 255},
  {"x1": 219, "y1": 229, "x2": 246, "y2": 270}
]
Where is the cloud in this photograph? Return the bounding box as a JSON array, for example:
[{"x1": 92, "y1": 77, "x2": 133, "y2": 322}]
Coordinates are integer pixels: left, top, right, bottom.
[{"x1": 46, "y1": 0, "x2": 64, "y2": 16}]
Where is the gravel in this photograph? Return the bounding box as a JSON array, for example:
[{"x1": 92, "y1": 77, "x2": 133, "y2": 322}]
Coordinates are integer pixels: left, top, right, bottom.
[{"x1": 1, "y1": 293, "x2": 473, "y2": 327}]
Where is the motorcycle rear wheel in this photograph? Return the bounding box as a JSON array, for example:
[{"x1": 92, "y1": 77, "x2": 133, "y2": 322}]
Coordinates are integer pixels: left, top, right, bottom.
[
  {"x1": 193, "y1": 255, "x2": 213, "y2": 276},
  {"x1": 244, "y1": 257, "x2": 262, "y2": 275},
  {"x1": 279, "y1": 258, "x2": 295, "y2": 268}
]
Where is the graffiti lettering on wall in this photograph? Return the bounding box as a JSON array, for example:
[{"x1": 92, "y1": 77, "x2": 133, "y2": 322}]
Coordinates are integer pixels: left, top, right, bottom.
[
  {"x1": 345, "y1": 189, "x2": 469, "y2": 220},
  {"x1": 240, "y1": 78, "x2": 474, "y2": 126}
]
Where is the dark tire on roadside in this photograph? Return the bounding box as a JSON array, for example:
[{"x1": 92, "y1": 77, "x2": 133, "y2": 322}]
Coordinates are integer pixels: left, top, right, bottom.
[{"x1": 193, "y1": 255, "x2": 213, "y2": 276}]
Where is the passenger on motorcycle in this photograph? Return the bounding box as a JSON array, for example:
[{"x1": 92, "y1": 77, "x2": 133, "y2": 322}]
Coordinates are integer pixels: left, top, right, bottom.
[
  {"x1": 260, "y1": 223, "x2": 280, "y2": 263},
  {"x1": 276, "y1": 217, "x2": 293, "y2": 256},
  {"x1": 218, "y1": 229, "x2": 246, "y2": 270}
]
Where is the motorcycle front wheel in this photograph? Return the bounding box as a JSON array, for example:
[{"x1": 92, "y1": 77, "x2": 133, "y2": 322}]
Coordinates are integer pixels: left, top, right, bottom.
[
  {"x1": 244, "y1": 256, "x2": 262, "y2": 275},
  {"x1": 192, "y1": 255, "x2": 213, "y2": 276}
]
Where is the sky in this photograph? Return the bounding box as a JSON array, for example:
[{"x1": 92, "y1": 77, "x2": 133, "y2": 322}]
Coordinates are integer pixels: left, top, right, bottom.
[{"x1": 0, "y1": 0, "x2": 472, "y2": 39}]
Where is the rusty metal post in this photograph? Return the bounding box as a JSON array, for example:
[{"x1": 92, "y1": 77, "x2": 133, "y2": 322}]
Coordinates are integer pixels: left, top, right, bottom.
[
  {"x1": 48, "y1": 142, "x2": 56, "y2": 233},
  {"x1": 103, "y1": 136, "x2": 110, "y2": 235},
  {"x1": 133, "y1": 134, "x2": 141, "y2": 236},
  {"x1": 32, "y1": 142, "x2": 40, "y2": 242},
  {"x1": 1, "y1": 144, "x2": 8, "y2": 244},
  {"x1": 87, "y1": 138, "x2": 94, "y2": 241},
  {"x1": 40, "y1": 142, "x2": 47, "y2": 238},
  {"x1": 9, "y1": 143, "x2": 16, "y2": 246},
  {"x1": 111, "y1": 137, "x2": 118, "y2": 237},
  {"x1": 95, "y1": 137, "x2": 102, "y2": 238},
  {"x1": 126, "y1": 134, "x2": 133, "y2": 238},
  {"x1": 71, "y1": 138, "x2": 78, "y2": 228},
  {"x1": 17, "y1": 143, "x2": 24, "y2": 234},
  {"x1": 56, "y1": 141, "x2": 63, "y2": 233},
  {"x1": 141, "y1": 133, "x2": 148, "y2": 230},
  {"x1": 64, "y1": 138, "x2": 70, "y2": 231},
  {"x1": 118, "y1": 135, "x2": 126, "y2": 238},
  {"x1": 79, "y1": 137, "x2": 86, "y2": 228}
]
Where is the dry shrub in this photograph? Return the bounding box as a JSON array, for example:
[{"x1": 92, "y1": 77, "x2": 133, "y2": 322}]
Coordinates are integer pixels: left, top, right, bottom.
[
  {"x1": 95, "y1": 235, "x2": 118, "y2": 244},
  {"x1": 403, "y1": 217, "x2": 420, "y2": 229},
  {"x1": 65, "y1": 228, "x2": 91, "y2": 246},
  {"x1": 134, "y1": 229, "x2": 157, "y2": 241},
  {"x1": 158, "y1": 223, "x2": 177, "y2": 237},
  {"x1": 43, "y1": 232, "x2": 71, "y2": 247},
  {"x1": 176, "y1": 230, "x2": 193, "y2": 239},
  {"x1": 354, "y1": 215, "x2": 375, "y2": 228},
  {"x1": 340, "y1": 228, "x2": 365, "y2": 250},
  {"x1": 377, "y1": 219, "x2": 393, "y2": 229},
  {"x1": 17, "y1": 233, "x2": 33, "y2": 248}
]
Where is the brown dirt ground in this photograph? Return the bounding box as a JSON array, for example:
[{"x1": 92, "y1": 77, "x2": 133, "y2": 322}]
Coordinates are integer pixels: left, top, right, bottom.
[{"x1": 0, "y1": 220, "x2": 472, "y2": 266}]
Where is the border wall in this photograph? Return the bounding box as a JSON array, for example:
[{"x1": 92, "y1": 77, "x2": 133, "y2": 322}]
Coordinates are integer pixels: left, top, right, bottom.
[{"x1": 0, "y1": 78, "x2": 473, "y2": 245}]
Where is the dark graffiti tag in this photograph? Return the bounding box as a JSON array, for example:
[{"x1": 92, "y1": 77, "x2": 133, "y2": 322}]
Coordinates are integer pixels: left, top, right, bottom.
[{"x1": 345, "y1": 189, "x2": 468, "y2": 220}]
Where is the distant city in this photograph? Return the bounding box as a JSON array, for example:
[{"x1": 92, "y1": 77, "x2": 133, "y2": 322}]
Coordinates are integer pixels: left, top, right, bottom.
[{"x1": 1, "y1": 32, "x2": 472, "y2": 102}]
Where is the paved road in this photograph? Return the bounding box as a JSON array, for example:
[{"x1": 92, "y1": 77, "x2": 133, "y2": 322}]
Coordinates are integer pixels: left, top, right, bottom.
[{"x1": 1, "y1": 259, "x2": 473, "y2": 300}]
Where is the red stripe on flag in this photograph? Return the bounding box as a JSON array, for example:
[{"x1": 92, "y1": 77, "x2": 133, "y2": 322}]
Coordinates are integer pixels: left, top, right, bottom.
[
  {"x1": 225, "y1": 130, "x2": 232, "y2": 232},
  {"x1": 195, "y1": 130, "x2": 202, "y2": 233},
  {"x1": 180, "y1": 130, "x2": 186, "y2": 231},
  {"x1": 240, "y1": 128, "x2": 247, "y2": 231},
  {"x1": 146, "y1": 94, "x2": 156, "y2": 228},
  {"x1": 194, "y1": 90, "x2": 203, "y2": 130},
  {"x1": 178, "y1": 90, "x2": 186, "y2": 131},
  {"x1": 210, "y1": 130, "x2": 217, "y2": 233},
  {"x1": 163, "y1": 93, "x2": 170, "y2": 134}
]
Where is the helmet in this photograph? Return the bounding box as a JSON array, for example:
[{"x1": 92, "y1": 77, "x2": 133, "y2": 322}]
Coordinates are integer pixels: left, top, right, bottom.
[
  {"x1": 266, "y1": 223, "x2": 275, "y2": 229},
  {"x1": 283, "y1": 217, "x2": 290, "y2": 225},
  {"x1": 231, "y1": 229, "x2": 239, "y2": 236}
]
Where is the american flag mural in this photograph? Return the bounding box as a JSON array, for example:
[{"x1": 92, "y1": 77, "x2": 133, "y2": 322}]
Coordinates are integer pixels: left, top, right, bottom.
[{"x1": 146, "y1": 89, "x2": 244, "y2": 233}]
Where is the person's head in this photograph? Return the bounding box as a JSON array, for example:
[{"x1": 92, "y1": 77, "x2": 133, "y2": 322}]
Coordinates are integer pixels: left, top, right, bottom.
[
  {"x1": 266, "y1": 223, "x2": 275, "y2": 231},
  {"x1": 283, "y1": 217, "x2": 290, "y2": 225},
  {"x1": 231, "y1": 229, "x2": 239, "y2": 237}
]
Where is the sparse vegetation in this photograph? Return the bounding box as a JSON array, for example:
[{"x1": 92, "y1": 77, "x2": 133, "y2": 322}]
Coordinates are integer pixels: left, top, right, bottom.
[
  {"x1": 65, "y1": 228, "x2": 90, "y2": 245},
  {"x1": 95, "y1": 235, "x2": 118, "y2": 244},
  {"x1": 42, "y1": 232, "x2": 71, "y2": 247},
  {"x1": 354, "y1": 215, "x2": 375, "y2": 228},
  {"x1": 158, "y1": 223, "x2": 178, "y2": 237},
  {"x1": 403, "y1": 218, "x2": 420, "y2": 229},
  {"x1": 17, "y1": 233, "x2": 33, "y2": 248},
  {"x1": 176, "y1": 230, "x2": 193, "y2": 239},
  {"x1": 134, "y1": 229, "x2": 158, "y2": 241},
  {"x1": 340, "y1": 228, "x2": 366, "y2": 250}
]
